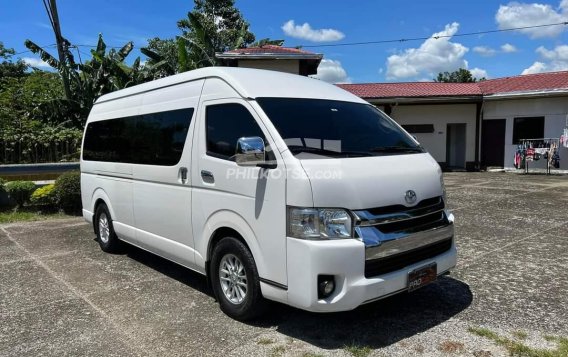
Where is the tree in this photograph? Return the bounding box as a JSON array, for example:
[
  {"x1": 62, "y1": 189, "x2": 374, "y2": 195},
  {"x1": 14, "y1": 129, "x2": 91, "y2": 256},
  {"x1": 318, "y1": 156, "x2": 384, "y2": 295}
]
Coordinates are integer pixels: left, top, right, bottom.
[
  {"x1": 25, "y1": 34, "x2": 144, "y2": 127},
  {"x1": 140, "y1": 0, "x2": 256, "y2": 76},
  {"x1": 142, "y1": 38, "x2": 179, "y2": 76},
  {"x1": 177, "y1": 0, "x2": 255, "y2": 67},
  {"x1": 141, "y1": 37, "x2": 192, "y2": 78},
  {"x1": 0, "y1": 42, "x2": 28, "y2": 79},
  {"x1": 434, "y1": 68, "x2": 485, "y2": 83}
]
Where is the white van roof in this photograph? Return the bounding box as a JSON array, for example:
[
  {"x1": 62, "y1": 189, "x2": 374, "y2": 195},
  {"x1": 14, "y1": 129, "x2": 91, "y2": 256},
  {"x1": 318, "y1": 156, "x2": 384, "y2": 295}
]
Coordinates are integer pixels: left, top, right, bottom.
[{"x1": 95, "y1": 67, "x2": 366, "y2": 104}]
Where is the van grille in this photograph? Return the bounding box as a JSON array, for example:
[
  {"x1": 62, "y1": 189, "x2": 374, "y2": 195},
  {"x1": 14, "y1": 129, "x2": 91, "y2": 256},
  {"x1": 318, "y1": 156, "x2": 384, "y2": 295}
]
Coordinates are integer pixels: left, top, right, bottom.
[
  {"x1": 364, "y1": 238, "x2": 452, "y2": 278},
  {"x1": 356, "y1": 196, "x2": 447, "y2": 234}
]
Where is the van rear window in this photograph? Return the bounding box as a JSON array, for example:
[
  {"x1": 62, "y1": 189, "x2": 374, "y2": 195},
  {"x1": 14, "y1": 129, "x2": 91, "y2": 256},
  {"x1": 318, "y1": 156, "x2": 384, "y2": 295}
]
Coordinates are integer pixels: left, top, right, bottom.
[{"x1": 83, "y1": 108, "x2": 194, "y2": 166}]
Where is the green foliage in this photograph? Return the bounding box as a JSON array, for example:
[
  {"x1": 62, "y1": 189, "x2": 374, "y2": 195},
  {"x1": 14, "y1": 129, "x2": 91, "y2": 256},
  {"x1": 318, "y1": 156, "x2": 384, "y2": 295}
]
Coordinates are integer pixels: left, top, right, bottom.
[
  {"x1": 0, "y1": 42, "x2": 28, "y2": 79},
  {"x1": 141, "y1": 38, "x2": 181, "y2": 78},
  {"x1": 177, "y1": 0, "x2": 255, "y2": 68},
  {"x1": 54, "y1": 171, "x2": 81, "y2": 214},
  {"x1": 5, "y1": 181, "x2": 36, "y2": 206},
  {"x1": 24, "y1": 34, "x2": 148, "y2": 128},
  {"x1": 0, "y1": 209, "x2": 68, "y2": 224},
  {"x1": 30, "y1": 184, "x2": 56, "y2": 206},
  {"x1": 434, "y1": 68, "x2": 485, "y2": 83},
  {"x1": 0, "y1": 123, "x2": 82, "y2": 164},
  {"x1": 0, "y1": 178, "x2": 5, "y2": 191},
  {"x1": 469, "y1": 327, "x2": 568, "y2": 357},
  {"x1": 344, "y1": 344, "x2": 371, "y2": 357},
  {"x1": 140, "y1": 1, "x2": 257, "y2": 76},
  {"x1": 0, "y1": 55, "x2": 79, "y2": 164}
]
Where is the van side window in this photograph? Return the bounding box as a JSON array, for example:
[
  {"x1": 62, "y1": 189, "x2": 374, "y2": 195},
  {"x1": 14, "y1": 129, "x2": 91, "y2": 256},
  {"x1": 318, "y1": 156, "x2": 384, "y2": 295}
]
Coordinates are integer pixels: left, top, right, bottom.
[
  {"x1": 206, "y1": 103, "x2": 267, "y2": 161},
  {"x1": 134, "y1": 109, "x2": 194, "y2": 165},
  {"x1": 83, "y1": 108, "x2": 194, "y2": 166}
]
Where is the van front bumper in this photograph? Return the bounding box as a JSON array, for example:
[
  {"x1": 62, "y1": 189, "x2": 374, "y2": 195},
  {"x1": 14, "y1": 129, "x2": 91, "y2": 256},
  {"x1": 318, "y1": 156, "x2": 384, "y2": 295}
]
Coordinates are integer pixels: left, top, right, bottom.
[{"x1": 285, "y1": 235, "x2": 457, "y2": 312}]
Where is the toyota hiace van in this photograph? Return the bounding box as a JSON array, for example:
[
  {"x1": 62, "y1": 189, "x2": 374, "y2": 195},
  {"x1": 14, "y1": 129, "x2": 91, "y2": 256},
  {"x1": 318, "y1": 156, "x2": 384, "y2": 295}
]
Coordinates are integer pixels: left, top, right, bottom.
[{"x1": 81, "y1": 67, "x2": 456, "y2": 320}]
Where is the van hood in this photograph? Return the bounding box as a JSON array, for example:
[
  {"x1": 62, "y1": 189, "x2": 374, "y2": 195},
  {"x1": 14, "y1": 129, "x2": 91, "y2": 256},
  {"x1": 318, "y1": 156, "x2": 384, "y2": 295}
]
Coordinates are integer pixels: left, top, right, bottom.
[{"x1": 298, "y1": 153, "x2": 443, "y2": 210}]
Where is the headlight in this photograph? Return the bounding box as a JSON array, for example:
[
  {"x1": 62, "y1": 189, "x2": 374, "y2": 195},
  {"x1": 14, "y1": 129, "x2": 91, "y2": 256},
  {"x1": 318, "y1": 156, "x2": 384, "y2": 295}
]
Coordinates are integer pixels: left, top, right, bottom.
[{"x1": 287, "y1": 207, "x2": 353, "y2": 239}]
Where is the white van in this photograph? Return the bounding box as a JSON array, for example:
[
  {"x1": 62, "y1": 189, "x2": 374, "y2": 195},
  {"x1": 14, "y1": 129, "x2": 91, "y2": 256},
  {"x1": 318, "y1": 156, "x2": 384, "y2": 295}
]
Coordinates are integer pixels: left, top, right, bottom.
[{"x1": 81, "y1": 67, "x2": 456, "y2": 320}]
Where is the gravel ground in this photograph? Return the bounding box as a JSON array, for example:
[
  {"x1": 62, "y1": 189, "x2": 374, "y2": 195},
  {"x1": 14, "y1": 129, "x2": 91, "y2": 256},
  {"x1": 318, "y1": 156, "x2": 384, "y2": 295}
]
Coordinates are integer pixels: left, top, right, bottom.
[{"x1": 1, "y1": 172, "x2": 567, "y2": 356}]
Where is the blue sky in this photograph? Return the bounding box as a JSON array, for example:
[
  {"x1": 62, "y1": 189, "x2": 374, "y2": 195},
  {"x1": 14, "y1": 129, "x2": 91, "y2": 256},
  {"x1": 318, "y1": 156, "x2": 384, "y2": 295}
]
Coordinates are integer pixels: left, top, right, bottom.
[{"x1": 3, "y1": 0, "x2": 568, "y2": 83}]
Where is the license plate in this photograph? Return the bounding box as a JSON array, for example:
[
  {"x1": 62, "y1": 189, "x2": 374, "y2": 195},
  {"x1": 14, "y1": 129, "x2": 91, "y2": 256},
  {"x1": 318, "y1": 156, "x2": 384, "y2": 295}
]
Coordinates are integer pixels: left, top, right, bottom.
[{"x1": 408, "y1": 263, "x2": 437, "y2": 291}]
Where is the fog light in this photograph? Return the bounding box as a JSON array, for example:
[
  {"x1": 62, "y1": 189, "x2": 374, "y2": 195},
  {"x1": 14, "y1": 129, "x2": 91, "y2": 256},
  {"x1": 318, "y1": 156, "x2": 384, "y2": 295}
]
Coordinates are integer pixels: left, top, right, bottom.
[{"x1": 318, "y1": 275, "x2": 335, "y2": 299}]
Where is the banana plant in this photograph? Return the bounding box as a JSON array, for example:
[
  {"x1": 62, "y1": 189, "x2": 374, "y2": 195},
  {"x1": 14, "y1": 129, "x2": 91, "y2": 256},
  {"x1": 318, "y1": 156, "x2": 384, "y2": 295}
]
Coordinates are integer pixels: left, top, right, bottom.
[{"x1": 24, "y1": 34, "x2": 143, "y2": 127}]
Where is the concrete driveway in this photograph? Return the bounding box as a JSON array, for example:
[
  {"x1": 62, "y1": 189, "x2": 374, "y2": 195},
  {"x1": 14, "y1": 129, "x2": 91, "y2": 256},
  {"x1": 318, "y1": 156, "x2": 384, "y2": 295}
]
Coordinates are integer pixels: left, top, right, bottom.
[{"x1": 1, "y1": 172, "x2": 567, "y2": 356}]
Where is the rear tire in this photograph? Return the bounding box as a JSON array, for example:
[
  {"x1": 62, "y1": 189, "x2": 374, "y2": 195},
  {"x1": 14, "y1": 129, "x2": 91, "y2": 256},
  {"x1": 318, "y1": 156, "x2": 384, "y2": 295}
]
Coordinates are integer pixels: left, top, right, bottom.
[
  {"x1": 211, "y1": 237, "x2": 266, "y2": 320},
  {"x1": 94, "y1": 203, "x2": 122, "y2": 253}
]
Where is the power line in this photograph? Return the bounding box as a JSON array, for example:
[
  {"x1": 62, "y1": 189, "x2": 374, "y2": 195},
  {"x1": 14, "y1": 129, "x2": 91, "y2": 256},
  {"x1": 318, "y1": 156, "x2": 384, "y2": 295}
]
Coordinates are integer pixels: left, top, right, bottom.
[
  {"x1": 300, "y1": 21, "x2": 568, "y2": 48},
  {"x1": 12, "y1": 20, "x2": 568, "y2": 56},
  {"x1": 13, "y1": 44, "x2": 57, "y2": 56}
]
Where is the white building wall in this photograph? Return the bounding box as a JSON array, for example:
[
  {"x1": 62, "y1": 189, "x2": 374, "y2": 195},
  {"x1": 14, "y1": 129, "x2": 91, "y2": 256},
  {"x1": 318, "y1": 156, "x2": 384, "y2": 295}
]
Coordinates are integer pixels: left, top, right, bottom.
[
  {"x1": 237, "y1": 59, "x2": 300, "y2": 74},
  {"x1": 483, "y1": 96, "x2": 568, "y2": 170},
  {"x1": 388, "y1": 104, "x2": 477, "y2": 165}
]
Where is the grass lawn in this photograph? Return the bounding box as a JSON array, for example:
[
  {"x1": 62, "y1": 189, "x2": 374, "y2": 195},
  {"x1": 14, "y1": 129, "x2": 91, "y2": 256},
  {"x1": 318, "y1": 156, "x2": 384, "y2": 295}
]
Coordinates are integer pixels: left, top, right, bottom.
[{"x1": 0, "y1": 208, "x2": 72, "y2": 224}]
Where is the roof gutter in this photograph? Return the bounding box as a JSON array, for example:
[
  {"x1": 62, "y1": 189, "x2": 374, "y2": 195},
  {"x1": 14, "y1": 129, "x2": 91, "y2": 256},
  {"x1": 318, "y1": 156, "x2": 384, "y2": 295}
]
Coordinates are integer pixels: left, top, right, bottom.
[
  {"x1": 482, "y1": 89, "x2": 568, "y2": 100},
  {"x1": 366, "y1": 95, "x2": 482, "y2": 104}
]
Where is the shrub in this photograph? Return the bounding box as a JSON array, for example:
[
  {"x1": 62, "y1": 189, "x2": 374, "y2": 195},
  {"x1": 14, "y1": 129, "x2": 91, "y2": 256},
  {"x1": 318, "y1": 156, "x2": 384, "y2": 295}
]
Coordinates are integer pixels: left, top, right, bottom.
[
  {"x1": 5, "y1": 181, "x2": 36, "y2": 207},
  {"x1": 54, "y1": 171, "x2": 81, "y2": 214},
  {"x1": 30, "y1": 184, "x2": 57, "y2": 206},
  {"x1": 0, "y1": 178, "x2": 5, "y2": 194}
]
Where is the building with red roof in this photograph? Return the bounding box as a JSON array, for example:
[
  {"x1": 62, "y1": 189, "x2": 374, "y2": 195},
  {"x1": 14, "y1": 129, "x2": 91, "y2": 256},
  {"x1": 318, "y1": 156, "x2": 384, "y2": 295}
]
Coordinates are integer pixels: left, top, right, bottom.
[
  {"x1": 215, "y1": 47, "x2": 567, "y2": 171},
  {"x1": 216, "y1": 45, "x2": 323, "y2": 76},
  {"x1": 338, "y1": 71, "x2": 568, "y2": 171}
]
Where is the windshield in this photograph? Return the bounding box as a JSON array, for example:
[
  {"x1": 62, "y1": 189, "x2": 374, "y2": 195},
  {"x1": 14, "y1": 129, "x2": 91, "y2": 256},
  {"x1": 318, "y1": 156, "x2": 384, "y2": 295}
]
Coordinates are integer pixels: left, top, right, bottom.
[{"x1": 256, "y1": 98, "x2": 424, "y2": 159}]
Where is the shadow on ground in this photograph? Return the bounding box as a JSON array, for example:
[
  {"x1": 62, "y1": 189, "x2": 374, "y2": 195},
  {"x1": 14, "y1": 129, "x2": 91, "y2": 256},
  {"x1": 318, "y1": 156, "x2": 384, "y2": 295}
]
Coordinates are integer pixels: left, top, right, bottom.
[
  {"x1": 121, "y1": 241, "x2": 472, "y2": 350},
  {"x1": 258, "y1": 276, "x2": 472, "y2": 349}
]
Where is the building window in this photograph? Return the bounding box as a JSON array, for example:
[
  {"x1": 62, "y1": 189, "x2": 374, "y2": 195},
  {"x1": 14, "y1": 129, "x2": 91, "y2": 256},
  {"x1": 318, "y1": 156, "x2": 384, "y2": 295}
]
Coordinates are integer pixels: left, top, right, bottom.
[
  {"x1": 402, "y1": 124, "x2": 435, "y2": 134},
  {"x1": 512, "y1": 117, "x2": 544, "y2": 144}
]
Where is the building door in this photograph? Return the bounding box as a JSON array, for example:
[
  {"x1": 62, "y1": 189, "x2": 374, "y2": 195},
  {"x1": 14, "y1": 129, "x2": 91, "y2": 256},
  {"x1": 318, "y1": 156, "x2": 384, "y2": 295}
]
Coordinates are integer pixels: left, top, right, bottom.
[
  {"x1": 481, "y1": 119, "x2": 506, "y2": 168},
  {"x1": 446, "y1": 123, "x2": 467, "y2": 169}
]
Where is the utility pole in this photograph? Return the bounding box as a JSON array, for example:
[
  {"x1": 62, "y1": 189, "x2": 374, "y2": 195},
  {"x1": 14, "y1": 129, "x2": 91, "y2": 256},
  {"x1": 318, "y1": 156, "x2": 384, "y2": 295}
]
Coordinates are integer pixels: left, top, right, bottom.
[{"x1": 43, "y1": 0, "x2": 72, "y2": 100}]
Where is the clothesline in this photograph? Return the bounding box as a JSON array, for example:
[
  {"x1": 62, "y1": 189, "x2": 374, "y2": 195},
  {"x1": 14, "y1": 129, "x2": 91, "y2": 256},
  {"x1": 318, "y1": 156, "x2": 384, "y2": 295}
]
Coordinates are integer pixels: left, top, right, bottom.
[{"x1": 515, "y1": 138, "x2": 560, "y2": 174}]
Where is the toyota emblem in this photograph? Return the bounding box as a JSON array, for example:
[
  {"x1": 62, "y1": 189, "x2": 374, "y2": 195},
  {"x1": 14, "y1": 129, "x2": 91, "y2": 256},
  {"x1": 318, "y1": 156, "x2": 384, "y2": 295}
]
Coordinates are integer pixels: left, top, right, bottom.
[{"x1": 405, "y1": 190, "x2": 417, "y2": 204}]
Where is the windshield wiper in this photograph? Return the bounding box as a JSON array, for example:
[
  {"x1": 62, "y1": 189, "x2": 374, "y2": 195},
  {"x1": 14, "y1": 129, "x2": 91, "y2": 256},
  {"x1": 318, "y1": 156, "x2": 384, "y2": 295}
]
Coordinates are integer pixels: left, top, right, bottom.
[
  {"x1": 287, "y1": 145, "x2": 372, "y2": 157},
  {"x1": 369, "y1": 146, "x2": 424, "y2": 153}
]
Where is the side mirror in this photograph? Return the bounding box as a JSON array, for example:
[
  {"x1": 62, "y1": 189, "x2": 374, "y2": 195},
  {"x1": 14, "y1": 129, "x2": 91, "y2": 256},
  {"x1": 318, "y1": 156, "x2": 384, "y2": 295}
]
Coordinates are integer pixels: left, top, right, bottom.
[{"x1": 235, "y1": 136, "x2": 266, "y2": 166}]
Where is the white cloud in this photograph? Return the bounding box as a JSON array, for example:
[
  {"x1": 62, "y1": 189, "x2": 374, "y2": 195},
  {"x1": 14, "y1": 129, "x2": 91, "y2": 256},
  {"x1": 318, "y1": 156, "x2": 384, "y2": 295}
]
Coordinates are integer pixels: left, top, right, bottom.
[
  {"x1": 473, "y1": 43, "x2": 518, "y2": 57},
  {"x1": 473, "y1": 46, "x2": 497, "y2": 57},
  {"x1": 470, "y1": 67, "x2": 489, "y2": 79},
  {"x1": 501, "y1": 43, "x2": 518, "y2": 53},
  {"x1": 22, "y1": 57, "x2": 51, "y2": 69},
  {"x1": 386, "y1": 23, "x2": 469, "y2": 80},
  {"x1": 496, "y1": 1, "x2": 568, "y2": 39},
  {"x1": 522, "y1": 61, "x2": 548, "y2": 74},
  {"x1": 522, "y1": 45, "x2": 568, "y2": 74},
  {"x1": 311, "y1": 59, "x2": 351, "y2": 83},
  {"x1": 281, "y1": 20, "x2": 345, "y2": 42}
]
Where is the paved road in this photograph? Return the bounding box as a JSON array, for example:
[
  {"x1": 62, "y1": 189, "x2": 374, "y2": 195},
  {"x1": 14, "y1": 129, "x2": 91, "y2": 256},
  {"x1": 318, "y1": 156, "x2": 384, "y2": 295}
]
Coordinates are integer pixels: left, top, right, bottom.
[{"x1": 1, "y1": 172, "x2": 567, "y2": 356}]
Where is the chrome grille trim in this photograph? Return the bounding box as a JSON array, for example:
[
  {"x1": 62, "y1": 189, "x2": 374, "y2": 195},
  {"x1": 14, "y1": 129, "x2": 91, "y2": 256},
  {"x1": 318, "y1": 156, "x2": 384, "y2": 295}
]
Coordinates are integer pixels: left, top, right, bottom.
[
  {"x1": 357, "y1": 208, "x2": 446, "y2": 227},
  {"x1": 354, "y1": 196, "x2": 452, "y2": 262},
  {"x1": 354, "y1": 196, "x2": 444, "y2": 226}
]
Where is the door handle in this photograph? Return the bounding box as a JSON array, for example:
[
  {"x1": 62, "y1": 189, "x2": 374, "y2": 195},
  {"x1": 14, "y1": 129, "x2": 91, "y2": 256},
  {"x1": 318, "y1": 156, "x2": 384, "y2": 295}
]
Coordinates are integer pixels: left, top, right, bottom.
[
  {"x1": 179, "y1": 167, "x2": 188, "y2": 184},
  {"x1": 201, "y1": 170, "x2": 214, "y2": 184}
]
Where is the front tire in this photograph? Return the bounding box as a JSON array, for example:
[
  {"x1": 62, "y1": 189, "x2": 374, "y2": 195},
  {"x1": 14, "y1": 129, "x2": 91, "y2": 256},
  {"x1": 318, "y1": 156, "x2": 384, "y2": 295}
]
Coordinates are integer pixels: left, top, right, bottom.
[
  {"x1": 94, "y1": 204, "x2": 122, "y2": 253},
  {"x1": 211, "y1": 237, "x2": 266, "y2": 320}
]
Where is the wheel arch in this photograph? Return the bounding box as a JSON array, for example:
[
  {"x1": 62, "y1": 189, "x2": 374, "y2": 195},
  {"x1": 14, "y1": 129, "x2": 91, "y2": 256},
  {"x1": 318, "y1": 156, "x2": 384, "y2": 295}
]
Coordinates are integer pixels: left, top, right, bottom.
[
  {"x1": 90, "y1": 188, "x2": 115, "y2": 233},
  {"x1": 200, "y1": 210, "x2": 265, "y2": 283}
]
